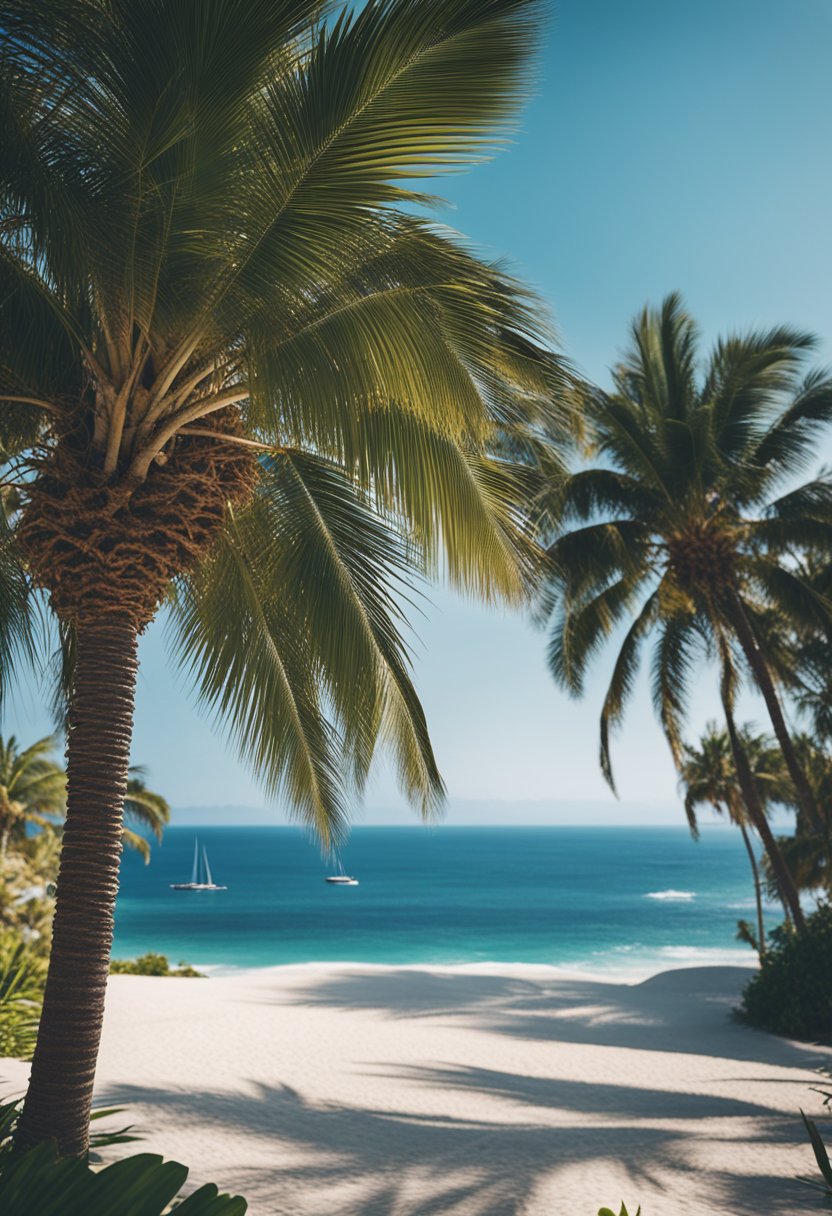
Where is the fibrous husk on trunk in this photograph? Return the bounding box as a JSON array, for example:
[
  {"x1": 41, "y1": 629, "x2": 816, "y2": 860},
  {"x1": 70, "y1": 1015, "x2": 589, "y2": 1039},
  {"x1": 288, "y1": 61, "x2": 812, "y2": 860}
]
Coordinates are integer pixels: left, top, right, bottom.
[{"x1": 19, "y1": 409, "x2": 259, "y2": 628}]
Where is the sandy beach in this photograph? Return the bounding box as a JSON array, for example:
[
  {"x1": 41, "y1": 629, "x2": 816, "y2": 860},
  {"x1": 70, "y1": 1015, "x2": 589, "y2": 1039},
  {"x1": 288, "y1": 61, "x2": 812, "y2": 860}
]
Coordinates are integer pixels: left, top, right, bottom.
[{"x1": 2, "y1": 963, "x2": 829, "y2": 1216}]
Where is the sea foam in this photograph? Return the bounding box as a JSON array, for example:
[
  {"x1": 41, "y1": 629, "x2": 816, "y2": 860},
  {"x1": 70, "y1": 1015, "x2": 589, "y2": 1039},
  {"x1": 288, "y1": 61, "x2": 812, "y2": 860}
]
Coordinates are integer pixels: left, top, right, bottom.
[{"x1": 645, "y1": 889, "x2": 695, "y2": 901}]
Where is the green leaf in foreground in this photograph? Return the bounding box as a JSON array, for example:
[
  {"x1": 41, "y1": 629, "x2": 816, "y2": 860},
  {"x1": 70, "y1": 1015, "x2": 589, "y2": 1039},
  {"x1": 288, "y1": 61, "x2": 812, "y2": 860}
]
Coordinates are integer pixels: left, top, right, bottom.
[
  {"x1": 0, "y1": 1143, "x2": 247, "y2": 1215},
  {"x1": 800, "y1": 1110, "x2": 832, "y2": 1196}
]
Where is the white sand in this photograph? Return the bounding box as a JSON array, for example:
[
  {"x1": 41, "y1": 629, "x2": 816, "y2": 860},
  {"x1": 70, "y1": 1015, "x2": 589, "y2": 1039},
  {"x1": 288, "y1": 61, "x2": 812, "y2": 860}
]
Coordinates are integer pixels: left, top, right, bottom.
[{"x1": 2, "y1": 963, "x2": 830, "y2": 1215}]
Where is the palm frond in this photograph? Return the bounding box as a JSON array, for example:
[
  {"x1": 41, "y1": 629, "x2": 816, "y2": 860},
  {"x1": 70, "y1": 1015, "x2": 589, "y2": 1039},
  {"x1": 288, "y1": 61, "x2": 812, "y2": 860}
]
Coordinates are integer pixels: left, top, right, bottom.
[
  {"x1": 650, "y1": 609, "x2": 701, "y2": 767},
  {"x1": 256, "y1": 449, "x2": 444, "y2": 813},
  {"x1": 547, "y1": 576, "x2": 642, "y2": 697},
  {"x1": 599, "y1": 590, "x2": 659, "y2": 792},
  {"x1": 123, "y1": 777, "x2": 170, "y2": 843},
  {"x1": 169, "y1": 516, "x2": 349, "y2": 850}
]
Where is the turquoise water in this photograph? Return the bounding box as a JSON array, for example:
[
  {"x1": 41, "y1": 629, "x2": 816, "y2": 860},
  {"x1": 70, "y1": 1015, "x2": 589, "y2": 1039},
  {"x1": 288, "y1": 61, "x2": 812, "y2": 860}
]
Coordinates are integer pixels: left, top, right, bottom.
[{"x1": 112, "y1": 826, "x2": 767, "y2": 975}]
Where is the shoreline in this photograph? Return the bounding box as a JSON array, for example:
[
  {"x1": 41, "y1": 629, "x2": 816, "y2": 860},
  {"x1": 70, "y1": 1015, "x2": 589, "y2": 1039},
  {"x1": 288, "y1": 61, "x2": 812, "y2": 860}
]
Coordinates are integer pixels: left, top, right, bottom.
[{"x1": 131, "y1": 948, "x2": 761, "y2": 986}]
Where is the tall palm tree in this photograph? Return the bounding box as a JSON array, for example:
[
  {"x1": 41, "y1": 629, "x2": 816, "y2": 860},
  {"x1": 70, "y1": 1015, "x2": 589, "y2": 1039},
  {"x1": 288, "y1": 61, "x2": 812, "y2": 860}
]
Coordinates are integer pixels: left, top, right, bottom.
[
  {"x1": 0, "y1": 0, "x2": 561, "y2": 1154},
  {"x1": 0, "y1": 737, "x2": 65, "y2": 857},
  {"x1": 537, "y1": 294, "x2": 832, "y2": 929},
  {"x1": 679, "y1": 722, "x2": 788, "y2": 956}
]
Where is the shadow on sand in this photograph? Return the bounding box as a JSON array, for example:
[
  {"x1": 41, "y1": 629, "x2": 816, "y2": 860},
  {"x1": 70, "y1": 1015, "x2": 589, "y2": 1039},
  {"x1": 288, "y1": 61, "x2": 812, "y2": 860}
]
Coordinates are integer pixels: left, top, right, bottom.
[{"x1": 97, "y1": 966, "x2": 832, "y2": 1215}]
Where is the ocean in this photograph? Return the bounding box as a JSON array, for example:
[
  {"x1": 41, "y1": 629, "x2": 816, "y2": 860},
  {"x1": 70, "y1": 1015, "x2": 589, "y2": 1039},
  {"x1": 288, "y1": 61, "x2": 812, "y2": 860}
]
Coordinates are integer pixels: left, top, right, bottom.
[{"x1": 111, "y1": 825, "x2": 768, "y2": 977}]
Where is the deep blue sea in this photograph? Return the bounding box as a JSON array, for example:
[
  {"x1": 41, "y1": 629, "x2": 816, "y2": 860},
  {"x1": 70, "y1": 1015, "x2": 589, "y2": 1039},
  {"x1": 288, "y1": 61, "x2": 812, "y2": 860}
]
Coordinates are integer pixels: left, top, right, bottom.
[{"x1": 111, "y1": 826, "x2": 768, "y2": 976}]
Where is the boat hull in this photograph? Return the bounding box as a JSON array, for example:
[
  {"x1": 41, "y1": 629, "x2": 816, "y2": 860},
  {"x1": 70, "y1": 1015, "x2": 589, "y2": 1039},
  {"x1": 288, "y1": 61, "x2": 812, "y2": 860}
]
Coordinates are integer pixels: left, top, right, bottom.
[
  {"x1": 169, "y1": 883, "x2": 228, "y2": 891},
  {"x1": 325, "y1": 877, "x2": 359, "y2": 885}
]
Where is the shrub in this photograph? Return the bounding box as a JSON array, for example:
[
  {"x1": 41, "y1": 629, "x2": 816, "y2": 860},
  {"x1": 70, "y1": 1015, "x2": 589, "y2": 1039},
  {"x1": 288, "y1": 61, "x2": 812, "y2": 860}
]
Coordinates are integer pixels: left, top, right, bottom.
[
  {"x1": 109, "y1": 953, "x2": 205, "y2": 978},
  {"x1": 0, "y1": 1098, "x2": 246, "y2": 1214},
  {"x1": 0, "y1": 1143, "x2": 247, "y2": 1215},
  {"x1": 740, "y1": 904, "x2": 832, "y2": 1041}
]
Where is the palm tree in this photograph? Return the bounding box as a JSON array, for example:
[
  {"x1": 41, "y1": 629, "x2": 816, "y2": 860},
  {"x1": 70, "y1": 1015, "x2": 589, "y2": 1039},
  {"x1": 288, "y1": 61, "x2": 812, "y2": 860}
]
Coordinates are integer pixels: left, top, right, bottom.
[
  {"x1": 0, "y1": 737, "x2": 65, "y2": 857},
  {"x1": 121, "y1": 767, "x2": 170, "y2": 864},
  {"x1": 770, "y1": 558, "x2": 832, "y2": 748},
  {"x1": 764, "y1": 734, "x2": 832, "y2": 898},
  {"x1": 0, "y1": 0, "x2": 561, "y2": 1154},
  {"x1": 538, "y1": 294, "x2": 832, "y2": 930},
  {"x1": 679, "y1": 722, "x2": 788, "y2": 956},
  {"x1": 0, "y1": 737, "x2": 170, "y2": 863}
]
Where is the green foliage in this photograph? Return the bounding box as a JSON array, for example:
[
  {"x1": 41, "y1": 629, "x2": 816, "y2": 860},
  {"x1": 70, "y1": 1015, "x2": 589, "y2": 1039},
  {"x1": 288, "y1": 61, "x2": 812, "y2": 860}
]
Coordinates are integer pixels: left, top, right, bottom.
[
  {"x1": 121, "y1": 770, "x2": 171, "y2": 866},
  {"x1": 756, "y1": 734, "x2": 832, "y2": 899},
  {"x1": 0, "y1": 734, "x2": 169, "y2": 864},
  {"x1": 536, "y1": 292, "x2": 832, "y2": 791},
  {"x1": 800, "y1": 1109, "x2": 832, "y2": 1198},
  {"x1": 0, "y1": 1143, "x2": 246, "y2": 1214},
  {"x1": 0, "y1": 1097, "x2": 137, "y2": 1155},
  {"x1": 598, "y1": 1206, "x2": 641, "y2": 1216},
  {"x1": 0, "y1": 933, "x2": 45, "y2": 1058},
  {"x1": 87, "y1": 1107, "x2": 140, "y2": 1153},
  {"x1": 0, "y1": 0, "x2": 568, "y2": 849},
  {"x1": 0, "y1": 736, "x2": 65, "y2": 853},
  {"x1": 109, "y1": 954, "x2": 205, "y2": 978},
  {"x1": 678, "y1": 721, "x2": 785, "y2": 839},
  {"x1": 0, "y1": 1096, "x2": 244, "y2": 1212},
  {"x1": 740, "y1": 905, "x2": 832, "y2": 1040},
  {"x1": 735, "y1": 918, "x2": 760, "y2": 953},
  {"x1": 798, "y1": 1063, "x2": 832, "y2": 1197},
  {"x1": 0, "y1": 835, "x2": 57, "y2": 947}
]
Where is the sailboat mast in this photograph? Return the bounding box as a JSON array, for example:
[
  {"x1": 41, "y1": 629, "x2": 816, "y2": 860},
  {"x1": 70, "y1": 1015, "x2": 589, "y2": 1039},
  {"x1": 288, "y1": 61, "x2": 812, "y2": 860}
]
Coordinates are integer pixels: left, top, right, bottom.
[
  {"x1": 191, "y1": 837, "x2": 199, "y2": 885},
  {"x1": 202, "y1": 846, "x2": 214, "y2": 887}
]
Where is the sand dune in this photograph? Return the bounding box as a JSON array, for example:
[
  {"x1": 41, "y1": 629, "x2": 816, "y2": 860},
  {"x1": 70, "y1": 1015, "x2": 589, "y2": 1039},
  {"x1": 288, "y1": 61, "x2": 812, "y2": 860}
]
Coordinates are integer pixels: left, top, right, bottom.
[{"x1": 2, "y1": 963, "x2": 829, "y2": 1215}]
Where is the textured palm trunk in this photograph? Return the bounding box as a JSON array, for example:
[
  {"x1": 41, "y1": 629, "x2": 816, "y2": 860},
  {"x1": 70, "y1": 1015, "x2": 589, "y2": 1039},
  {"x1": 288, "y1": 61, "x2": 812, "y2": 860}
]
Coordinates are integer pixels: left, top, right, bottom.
[
  {"x1": 726, "y1": 592, "x2": 820, "y2": 831},
  {"x1": 15, "y1": 617, "x2": 138, "y2": 1156},
  {"x1": 737, "y1": 821, "x2": 765, "y2": 958},
  {"x1": 721, "y1": 693, "x2": 806, "y2": 931}
]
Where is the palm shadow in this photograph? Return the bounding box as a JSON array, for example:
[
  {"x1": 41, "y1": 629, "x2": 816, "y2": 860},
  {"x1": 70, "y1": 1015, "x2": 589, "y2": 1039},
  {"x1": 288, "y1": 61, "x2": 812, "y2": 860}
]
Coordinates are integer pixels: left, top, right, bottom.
[
  {"x1": 98, "y1": 1074, "x2": 812, "y2": 1216},
  {"x1": 280, "y1": 964, "x2": 831, "y2": 1068},
  {"x1": 96, "y1": 964, "x2": 831, "y2": 1215}
]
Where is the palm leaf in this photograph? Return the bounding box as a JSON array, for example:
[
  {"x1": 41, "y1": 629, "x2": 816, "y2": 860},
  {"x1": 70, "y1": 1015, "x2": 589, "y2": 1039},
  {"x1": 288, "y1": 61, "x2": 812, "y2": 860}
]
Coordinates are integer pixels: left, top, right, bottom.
[{"x1": 169, "y1": 516, "x2": 348, "y2": 850}]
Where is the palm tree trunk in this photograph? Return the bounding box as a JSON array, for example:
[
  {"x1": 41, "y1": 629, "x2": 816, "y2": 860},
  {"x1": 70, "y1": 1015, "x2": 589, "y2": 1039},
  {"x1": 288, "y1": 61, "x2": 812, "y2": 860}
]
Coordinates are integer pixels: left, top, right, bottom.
[
  {"x1": 726, "y1": 592, "x2": 820, "y2": 830},
  {"x1": 15, "y1": 617, "x2": 138, "y2": 1157},
  {"x1": 737, "y1": 821, "x2": 765, "y2": 958},
  {"x1": 721, "y1": 691, "x2": 806, "y2": 931}
]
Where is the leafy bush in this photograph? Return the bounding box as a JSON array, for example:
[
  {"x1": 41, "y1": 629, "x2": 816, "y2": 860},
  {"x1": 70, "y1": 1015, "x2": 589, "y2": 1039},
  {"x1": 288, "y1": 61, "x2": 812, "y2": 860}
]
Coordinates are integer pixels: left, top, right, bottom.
[
  {"x1": 110, "y1": 953, "x2": 205, "y2": 978},
  {"x1": 0, "y1": 1098, "x2": 246, "y2": 1214},
  {"x1": 0, "y1": 1144, "x2": 248, "y2": 1214},
  {"x1": 0, "y1": 934, "x2": 46, "y2": 1059},
  {"x1": 739, "y1": 905, "x2": 832, "y2": 1041},
  {"x1": 598, "y1": 1207, "x2": 640, "y2": 1216}
]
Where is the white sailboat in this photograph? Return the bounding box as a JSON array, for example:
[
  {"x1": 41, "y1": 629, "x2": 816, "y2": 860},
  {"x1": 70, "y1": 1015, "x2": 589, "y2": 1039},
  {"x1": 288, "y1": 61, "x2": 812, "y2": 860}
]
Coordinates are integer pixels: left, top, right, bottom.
[
  {"x1": 170, "y1": 837, "x2": 227, "y2": 891},
  {"x1": 325, "y1": 860, "x2": 358, "y2": 886}
]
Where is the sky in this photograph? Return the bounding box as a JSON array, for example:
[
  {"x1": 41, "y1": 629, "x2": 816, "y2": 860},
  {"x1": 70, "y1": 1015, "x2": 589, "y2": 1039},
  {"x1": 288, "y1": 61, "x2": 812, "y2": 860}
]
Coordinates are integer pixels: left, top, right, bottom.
[{"x1": 5, "y1": 0, "x2": 832, "y2": 824}]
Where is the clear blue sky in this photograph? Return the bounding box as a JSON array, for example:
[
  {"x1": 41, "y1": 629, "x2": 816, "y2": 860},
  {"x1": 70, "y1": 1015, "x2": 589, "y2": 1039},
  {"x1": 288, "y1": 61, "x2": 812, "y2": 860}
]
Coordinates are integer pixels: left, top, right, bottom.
[{"x1": 6, "y1": 0, "x2": 832, "y2": 822}]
